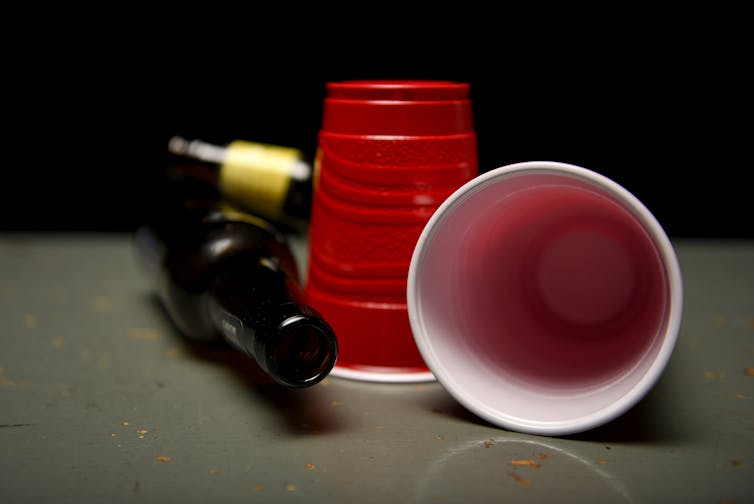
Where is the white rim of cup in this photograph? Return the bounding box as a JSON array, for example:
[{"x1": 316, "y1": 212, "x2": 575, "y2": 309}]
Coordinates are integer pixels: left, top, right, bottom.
[
  {"x1": 407, "y1": 161, "x2": 684, "y2": 436},
  {"x1": 330, "y1": 365, "x2": 436, "y2": 383}
]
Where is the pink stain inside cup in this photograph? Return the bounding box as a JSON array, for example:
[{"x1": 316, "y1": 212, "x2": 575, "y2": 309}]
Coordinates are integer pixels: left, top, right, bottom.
[
  {"x1": 412, "y1": 168, "x2": 672, "y2": 423},
  {"x1": 474, "y1": 181, "x2": 666, "y2": 390}
]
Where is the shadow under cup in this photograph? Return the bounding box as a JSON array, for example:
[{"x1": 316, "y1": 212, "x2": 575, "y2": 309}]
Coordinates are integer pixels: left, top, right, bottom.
[{"x1": 408, "y1": 162, "x2": 683, "y2": 436}]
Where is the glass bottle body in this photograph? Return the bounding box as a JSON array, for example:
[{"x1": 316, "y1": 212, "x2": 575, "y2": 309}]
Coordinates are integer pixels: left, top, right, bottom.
[{"x1": 136, "y1": 203, "x2": 337, "y2": 388}]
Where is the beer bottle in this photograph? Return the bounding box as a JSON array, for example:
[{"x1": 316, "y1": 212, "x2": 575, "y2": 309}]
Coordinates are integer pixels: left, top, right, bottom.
[
  {"x1": 166, "y1": 135, "x2": 312, "y2": 231},
  {"x1": 135, "y1": 186, "x2": 337, "y2": 388}
]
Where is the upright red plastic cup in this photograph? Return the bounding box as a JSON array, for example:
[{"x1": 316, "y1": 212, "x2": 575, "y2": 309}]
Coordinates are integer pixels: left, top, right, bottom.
[{"x1": 305, "y1": 80, "x2": 478, "y2": 382}]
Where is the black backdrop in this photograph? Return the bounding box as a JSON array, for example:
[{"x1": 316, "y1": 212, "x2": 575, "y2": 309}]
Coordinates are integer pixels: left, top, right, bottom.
[{"x1": 2, "y1": 17, "x2": 747, "y2": 238}]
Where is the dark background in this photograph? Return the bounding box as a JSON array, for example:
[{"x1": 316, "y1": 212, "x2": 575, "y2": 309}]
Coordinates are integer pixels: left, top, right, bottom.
[{"x1": 2, "y1": 14, "x2": 748, "y2": 238}]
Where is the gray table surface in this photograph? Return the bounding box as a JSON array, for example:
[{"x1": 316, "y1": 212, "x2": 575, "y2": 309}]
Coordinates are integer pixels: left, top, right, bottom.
[{"x1": 1, "y1": 234, "x2": 752, "y2": 503}]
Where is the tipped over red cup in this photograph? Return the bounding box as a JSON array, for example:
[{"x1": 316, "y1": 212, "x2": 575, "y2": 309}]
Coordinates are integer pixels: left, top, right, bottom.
[{"x1": 407, "y1": 161, "x2": 683, "y2": 435}]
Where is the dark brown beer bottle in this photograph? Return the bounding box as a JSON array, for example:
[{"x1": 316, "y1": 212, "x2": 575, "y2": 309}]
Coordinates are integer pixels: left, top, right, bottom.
[
  {"x1": 135, "y1": 186, "x2": 337, "y2": 388},
  {"x1": 166, "y1": 135, "x2": 312, "y2": 231}
]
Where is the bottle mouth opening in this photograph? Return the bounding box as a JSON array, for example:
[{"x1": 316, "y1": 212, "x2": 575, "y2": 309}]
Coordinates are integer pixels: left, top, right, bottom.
[{"x1": 269, "y1": 318, "x2": 338, "y2": 388}]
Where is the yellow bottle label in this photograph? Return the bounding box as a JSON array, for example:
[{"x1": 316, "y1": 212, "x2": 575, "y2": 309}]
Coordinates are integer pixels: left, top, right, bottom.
[{"x1": 218, "y1": 140, "x2": 309, "y2": 222}]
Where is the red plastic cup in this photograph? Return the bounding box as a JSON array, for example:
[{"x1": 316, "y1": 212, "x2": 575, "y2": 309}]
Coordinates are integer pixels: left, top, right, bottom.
[
  {"x1": 305, "y1": 80, "x2": 478, "y2": 382},
  {"x1": 407, "y1": 161, "x2": 683, "y2": 435}
]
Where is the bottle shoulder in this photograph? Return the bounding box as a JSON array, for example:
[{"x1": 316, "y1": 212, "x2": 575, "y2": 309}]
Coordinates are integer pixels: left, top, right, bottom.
[{"x1": 158, "y1": 215, "x2": 299, "y2": 291}]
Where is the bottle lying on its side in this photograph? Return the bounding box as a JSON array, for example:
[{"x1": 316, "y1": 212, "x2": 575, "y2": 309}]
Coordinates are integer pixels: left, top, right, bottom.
[
  {"x1": 166, "y1": 135, "x2": 313, "y2": 232},
  {"x1": 134, "y1": 184, "x2": 337, "y2": 388}
]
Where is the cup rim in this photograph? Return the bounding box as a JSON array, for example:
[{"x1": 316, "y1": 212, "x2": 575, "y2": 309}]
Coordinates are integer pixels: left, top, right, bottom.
[{"x1": 407, "y1": 160, "x2": 684, "y2": 435}]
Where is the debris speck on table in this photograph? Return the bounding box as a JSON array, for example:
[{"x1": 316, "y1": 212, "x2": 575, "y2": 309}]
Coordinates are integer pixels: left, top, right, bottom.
[{"x1": 511, "y1": 459, "x2": 541, "y2": 468}]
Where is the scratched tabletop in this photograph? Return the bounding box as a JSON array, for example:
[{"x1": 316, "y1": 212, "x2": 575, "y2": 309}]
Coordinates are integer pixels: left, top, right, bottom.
[{"x1": 1, "y1": 234, "x2": 752, "y2": 503}]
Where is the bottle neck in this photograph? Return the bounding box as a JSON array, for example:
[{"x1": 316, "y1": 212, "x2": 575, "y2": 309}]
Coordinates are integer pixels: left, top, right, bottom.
[
  {"x1": 166, "y1": 136, "x2": 313, "y2": 231},
  {"x1": 206, "y1": 258, "x2": 337, "y2": 388}
]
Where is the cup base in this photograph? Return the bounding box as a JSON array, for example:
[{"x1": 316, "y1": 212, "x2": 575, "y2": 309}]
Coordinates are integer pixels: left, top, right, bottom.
[
  {"x1": 330, "y1": 363, "x2": 436, "y2": 383},
  {"x1": 305, "y1": 289, "x2": 431, "y2": 381}
]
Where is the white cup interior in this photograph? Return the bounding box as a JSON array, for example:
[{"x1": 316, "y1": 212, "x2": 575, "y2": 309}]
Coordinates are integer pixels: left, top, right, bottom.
[{"x1": 407, "y1": 162, "x2": 683, "y2": 435}]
